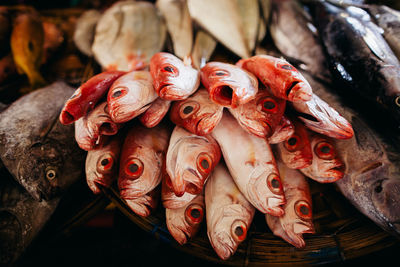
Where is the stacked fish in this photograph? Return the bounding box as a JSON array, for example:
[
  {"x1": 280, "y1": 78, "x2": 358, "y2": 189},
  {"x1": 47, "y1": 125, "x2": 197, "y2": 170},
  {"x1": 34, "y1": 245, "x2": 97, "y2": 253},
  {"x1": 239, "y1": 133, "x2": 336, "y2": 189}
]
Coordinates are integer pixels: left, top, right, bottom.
[{"x1": 58, "y1": 51, "x2": 355, "y2": 259}]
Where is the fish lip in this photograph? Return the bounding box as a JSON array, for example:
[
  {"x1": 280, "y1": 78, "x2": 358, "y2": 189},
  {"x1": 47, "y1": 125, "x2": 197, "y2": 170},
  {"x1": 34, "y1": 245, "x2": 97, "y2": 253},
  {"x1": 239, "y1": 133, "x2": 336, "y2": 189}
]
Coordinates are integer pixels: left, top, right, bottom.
[
  {"x1": 266, "y1": 197, "x2": 285, "y2": 216},
  {"x1": 119, "y1": 187, "x2": 145, "y2": 199},
  {"x1": 211, "y1": 85, "x2": 236, "y2": 107},
  {"x1": 167, "y1": 224, "x2": 191, "y2": 245},
  {"x1": 236, "y1": 115, "x2": 272, "y2": 138},
  {"x1": 59, "y1": 110, "x2": 75, "y2": 125},
  {"x1": 158, "y1": 84, "x2": 185, "y2": 100},
  {"x1": 210, "y1": 232, "x2": 236, "y2": 260},
  {"x1": 195, "y1": 114, "x2": 216, "y2": 135},
  {"x1": 298, "y1": 117, "x2": 354, "y2": 139},
  {"x1": 288, "y1": 82, "x2": 312, "y2": 102},
  {"x1": 125, "y1": 198, "x2": 152, "y2": 217}
]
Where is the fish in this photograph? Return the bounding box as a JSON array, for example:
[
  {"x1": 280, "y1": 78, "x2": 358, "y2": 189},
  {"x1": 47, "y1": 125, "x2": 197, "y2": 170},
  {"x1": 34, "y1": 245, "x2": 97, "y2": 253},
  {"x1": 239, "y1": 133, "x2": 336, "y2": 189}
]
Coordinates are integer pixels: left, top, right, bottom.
[
  {"x1": 165, "y1": 192, "x2": 205, "y2": 245},
  {"x1": 187, "y1": 0, "x2": 250, "y2": 59},
  {"x1": 200, "y1": 61, "x2": 258, "y2": 108},
  {"x1": 211, "y1": 111, "x2": 285, "y2": 216},
  {"x1": 74, "y1": 102, "x2": 121, "y2": 151},
  {"x1": 92, "y1": 1, "x2": 166, "y2": 71},
  {"x1": 268, "y1": 116, "x2": 295, "y2": 144},
  {"x1": 161, "y1": 175, "x2": 197, "y2": 209},
  {"x1": 269, "y1": 0, "x2": 331, "y2": 81},
  {"x1": 236, "y1": 0, "x2": 260, "y2": 53},
  {"x1": 107, "y1": 70, "x2": 158, "y2": 123},
  {"x1": 236, "y1": 55, "x2": 313, "y2": 102},
  {"x1": 73, "y1": 9, "x2": 102, "y2": 57},
  {"x1": 0, "y1": 82, "x2": 85, "y2": 201},
  {"x1": 0, "y1": 54, "x2": 16, "y2": 84},
  {"x1": 0, "y1": 170, "x2": 61, "y2": 266},
  {"x1": 300, "y1": 133, "x2": 345, "y2": 183},
  {"x1": 309, "y1": 1, "x2": 400, "y2": 125},
  {"x1": 59, "y1": 70, "x2": 126, "y2": 125},
  {"x1": 275, "y1": 119, "x2": 313, "y2": 169},
  {"x1": 165, "y1": 126, "x2": 221, "y2": 197},
  {"x1": 85, "y1": 135, "x2": 122, "y2": 194},
  {"x1": 42, "y1": 21, "x2": 64, "y2": 63},
  {"x1": 205, "y1": 162, "x2": 255, "y2": 260},
  {"x1": 123, "y1": 186, "x2": 160, "y2": 217},
  {"x1": 10, "y1": 10, "x2": 46, "y2": 89},
  {"x1": 265, "y1": 160, "x2": 314, "y2": 249},
  {"x1": 118, "y1": 123, "x2": 170, "y2": 201},
  {"x1": 0, "y1": 7, "x2": 11, "y2": 57},
  {"x1": 191, "y1": 30, "x2": 217, "y2": 69},
  {"x1": 169, "y1": 87, "x2": 224, "y2": 136},
  {"x1": 149, "y1": 52, "x2": 200, "y2": 100},
  {"x1": 139, "y1": 98, "x2": 171, "y2": 128},
  {"x1": 228, "y1": 86, "x2": 286, "y2": 138},
  {"x1": 156, "y1": 0, "x2": 193, "y2": 59}
]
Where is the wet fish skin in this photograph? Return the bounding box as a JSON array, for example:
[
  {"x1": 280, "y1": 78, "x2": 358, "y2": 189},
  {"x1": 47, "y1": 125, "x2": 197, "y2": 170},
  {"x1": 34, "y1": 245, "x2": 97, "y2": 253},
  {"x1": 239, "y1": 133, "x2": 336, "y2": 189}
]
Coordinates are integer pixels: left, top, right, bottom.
[
  {"x1": 169, "y1": 87, "x2": 224, "y2": 136},
  {"x1": 237, "y1": 55, "x2": 313, "y2": 102},
  {"x1": 0, "y1": 82, "x2": 85, "y2": 201},
  {"x1": 59, "y1": 70, "x2": 126, "y2": 125},
  {"x1": 201, "y1": 61, "x2": 258, "y2": 108},
  {"x1": 73, "y1": 9, "x2": 101, "y2": 57},
  {"x1": 161, "y1": 175, "x2": 197, "y2": 209},
  {"x1": 205, "y1": 162, "x2": 255, "y2": 260},
  {"x1": 166, "y1": 126, "x2": 221, "y2": 197},
  {"x1": 268, "y1": 116, "x2": 295, "y2": 144},
  {"x1": 266, "y1": 160, "x2": 314, "y2": 249},
  {"x1": 124, "y1": 186, "x2": 160, "y2": 217},
  {"x1": 107, "y1": 70, "x2": 158, "y2": 123},
  {"x1": 139, "y1": 98, "x2": 171, "y2": 128},
  {"x1": 211, "y1": 111, "x2": 285, "y2": 216},
  {"x1": 150, "y1": 52, "x2": 200, "y2": 100}
]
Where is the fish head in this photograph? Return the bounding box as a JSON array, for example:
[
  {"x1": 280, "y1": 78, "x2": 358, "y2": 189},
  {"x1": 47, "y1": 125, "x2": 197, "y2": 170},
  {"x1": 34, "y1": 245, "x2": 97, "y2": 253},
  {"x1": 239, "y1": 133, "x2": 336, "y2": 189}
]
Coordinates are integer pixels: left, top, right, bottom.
[
  {"x1": 169, "y1": 88, "x2": 224, "y2": 135},
  {"x1": 59, "y1": 87, "x2": 84, "y2": 125},
  {"x1": 166, "y1": 195, "x2": 205, "y2": 245},
  {"x1": 161, "y1": 177, "x2": 198, "y2": 209},
  {"x1": 268, "y1": 116, "x2": 295, "y2": 144},
  {"x1": 107, "y1": 71, "x2": 154, "y2": 123},
  {"x1": 150, "y1": 52, "x2": 200, "y2": 100},
  {"x1": 125, "y1": 187, "x2": 160, "y2": 217},
  {"x1": 208, "y1": 204, "x2": 253, "y2": 260},
  {"x1": 86, "y1": 102, "x2": 120, "y2": 136},
  {"x1": 200, "y1": 62, "x2": 258, "y2": 108}
]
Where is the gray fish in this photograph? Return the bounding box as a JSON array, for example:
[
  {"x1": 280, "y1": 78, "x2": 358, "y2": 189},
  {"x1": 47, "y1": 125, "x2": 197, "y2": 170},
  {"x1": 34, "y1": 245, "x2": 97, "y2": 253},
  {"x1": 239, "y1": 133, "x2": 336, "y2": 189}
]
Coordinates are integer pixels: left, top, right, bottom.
[
  {"x1": 0, "y1": 82, "x2": 85, "y2": 201},
  {"x1": 73, "y1": 9, "x2": 101, "y2": 57}
]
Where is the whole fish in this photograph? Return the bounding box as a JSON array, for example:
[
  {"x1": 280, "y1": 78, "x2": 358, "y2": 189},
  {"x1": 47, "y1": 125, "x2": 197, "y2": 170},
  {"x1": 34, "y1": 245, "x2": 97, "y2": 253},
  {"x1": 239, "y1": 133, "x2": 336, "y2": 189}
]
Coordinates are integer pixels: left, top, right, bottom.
[
  {"x1": 309, "y1": 1, "x2": 400, "y2": 124},
  {"x1": 266, "y1": 160, "x2": 314, "y2": 249},
  {"x1": 59, "y1": 70, "x2": 126, "y2": 125},
  {"x1": 0, "y1": 82, "x2": 85, "y2": 201},
  {"x1": 74, "y1": 102, "x2": 121, "y2": 151},
  {"x1": 149, "y1": 52, "x2": 200, "y2": 100},
  {"x1": 73, "y1": 9, "x2": 101, "y2": 57},
  {"x1": 269, "y1": 0, "x2": 331, "y2": 81},
  {"x1": 205, "y1": 162, "x2": 255, "y2": 260},
  {"x1": 191, "y1": 30, "x2": 217, "y2": 69},
  {"x1": 211, "y1": 111, "x2": 285, "y2": 216},
  {"x1": 228, "y1": 86, "x2": 286, "y2": 138},
  {"x1": 169, "y1": 87, "x2": 224, "y2": 136},
  {"x1": 156, "y1": 0, "x2": 193, "y2": 59},
  {"x1": 0, "y1": 170, "x2": 61, "y2": 266},
  {"x1": 275, "y1": 119, "x2": 313, "y2": 169},
  {"x1": 11, "y1": 10, "x2": 46, "y2": 89},
  {"x1": 107, "y1": 70, "x2": 158, "y2": 123},
  {"x1": 85, "y1": 136, "x2": 122, "y2": 194},
  {"x1": 200, "y1": 62, "x2": 258, "y2": 108},
  {"x1": 165, "y1": 192, "x2": 205, "y2": 245},
  {"x1": 165, "y1": 126, "x2": 221, "y2": 197},
  {"x1": 119, "y1": 123, "x2": 170, "y2": 200},
  {"x1": 123, "y1": 186, "x2": 160, "y2": 217},
  {"x1": 268, "y1": 116, "x2": 295, "y2": 144},
  {"x1": 236, "y1": 55, "x2": 312, "y2": 102},
  {"x1": 92, "y1": 1, "x2": 166, "y2": 71},
  {"x1": 139, "y1": 98, "x2": 171, "y2": 128},
  {"x1": 161, "y1": 175, "x2": 197, "y2": 209},
  {"x1": 300, "y1": 133, "x2": 345, "y2": 183}
]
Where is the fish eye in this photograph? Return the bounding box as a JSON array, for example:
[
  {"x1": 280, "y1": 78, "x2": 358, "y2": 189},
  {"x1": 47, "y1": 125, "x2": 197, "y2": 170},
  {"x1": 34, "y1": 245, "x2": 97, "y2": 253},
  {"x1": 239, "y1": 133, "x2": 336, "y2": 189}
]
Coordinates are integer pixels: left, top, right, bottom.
[
  {"x1": 97, "y1": 154, "x2": 114, "y2": 173},
  {"x1": 110, "y1": 86, "x2": 128, "y2": 99},
  {"x1": 185, "y1": 204, "x2": 204, "y2": 224},
  {"x1": 284, "y1": 134, "x2": 302, "y2": 152},
  {"x1": 213, "y1": 70, "x2": 229, "y2": 77},
  {"x1": 294, "y1": 200, "x2": 312, "y2": 220},
  {"x1": 162, "y1": 65, "x2": 175, "y2": 73},
  {"x1": 374, "y1": 180, "x2": 384, "y2": 193},
  {"x1": 124, "y1": 158, "x2": 144, "y2": 179},
  {"x1": 179, "y1": 101, "x2": 200, "y2": 119},
  {"x1": 46, "y1": 168, "x2": 57, "y2": 180},
  {"x1": 259, "y1": 97, "x2": 279, "y2": 113},
  {"x1": 197, "y1": 153, "x2": 213, "y2": 174},
  {"x1": 280, "y1": 64, "x2": 295, "y2": 70},
  {"x1": 266, "y1": 173, "x2": 283, "y2": 194},
  {"x1": 314, "y1": 141, "x2": 336, "y2": 160},
  {"x1": 395, "y1": 96, "x2": 400, "y2": 108},
  {"x1": 231, "y1": 220, "x2": 247, "y2": 242}
]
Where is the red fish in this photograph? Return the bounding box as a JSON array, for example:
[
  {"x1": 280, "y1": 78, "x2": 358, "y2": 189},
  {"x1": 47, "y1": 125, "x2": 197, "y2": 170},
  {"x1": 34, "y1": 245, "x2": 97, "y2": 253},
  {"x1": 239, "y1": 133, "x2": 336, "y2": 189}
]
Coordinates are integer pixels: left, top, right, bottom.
[
  {"x1": 59, "y1": 70, "x2": 126, "y2": 125},
  {"x1": 236, "y1": 55, "x2": 312, "y2": 102},
  {"x1": 161, "y1": 174, "x2": 197, "y2": 209},
  {"x1": 124, "y1": 186, "x2": 160, "y2": 217},
  {"x1": 139, "y1": 98, "x2": 171, "y2": 128},
  {"x1": 200, "y1": 61, "x2": 258, "y2": 108},
  {"x1": 169, "y1": 87, "x2": 224, "y2": 136},
  {"x1": 150, "y1": 52, "x2": 200, "y2": 100},
  {"x1": 228, "y1": 87, "x2": 286, "y2": 138},
  {"x1": 275, "y1": 119, "x2": 312, "y2": 169},
  {"x1": 268, "y1": 116, "x2": 295, "y2": 144}
]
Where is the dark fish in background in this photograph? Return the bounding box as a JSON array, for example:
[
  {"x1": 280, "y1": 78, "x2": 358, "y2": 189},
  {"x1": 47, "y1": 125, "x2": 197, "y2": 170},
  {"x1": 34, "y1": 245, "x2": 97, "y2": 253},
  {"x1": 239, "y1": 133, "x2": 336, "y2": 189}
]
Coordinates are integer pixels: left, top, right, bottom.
[
  {"x1": 0, "y1": 7, "x2": 11, "y2": 58},
  {"x1": 0, "y1": 54, "x2": 17, "y2": 85},
  {"x1": 0, "y1": 82, "x2": 85, "y2": 201}
]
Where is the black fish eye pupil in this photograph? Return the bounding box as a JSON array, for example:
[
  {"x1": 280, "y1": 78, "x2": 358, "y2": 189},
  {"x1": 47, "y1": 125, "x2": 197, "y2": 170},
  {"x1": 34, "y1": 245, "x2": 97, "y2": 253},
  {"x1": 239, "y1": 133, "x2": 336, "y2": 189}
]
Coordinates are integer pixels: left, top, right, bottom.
[
  {"x1": 263, "y1": 100, "x2": 276, "y2": 110},
  {"x1": 321, "y1": 145, "x2": 331, "y2": 154},
  {"x1": 112, "y1": 90, "x2": 122, "y2": 98},
  {"x1": 201, "y1": 159, "x2": 209, "y2": 169},
  {"x1": 101, "y1": 159, "x2": 109, "y2": 166},
  {"x1": 190, "y1": 208, "x2": 201, "y2": 218},
  {"x1": 215, "y1": 71, "x2": 226, "y2": 76},
  {"x1": 129, "y1": 163, "x2": 139, "y2": 173},
  {"x1": 163, "y1": 66, "x2": 174, "y2": 72},
  {"x1": 183, "y1": 105, "x2": 194, "y2": 114},
  {"x1": 300, "y1": 205, "x2": 309, "y2": 215},
  {"x1": 48, "y1": 172, "x2": 54, "y2": 178},
  {"x1": 235, "y1": 226, "x2": 244, "y2": 236},
  {"x1": 288, "y1": 137, "x2": 297, "y2": 146},
  {"x1": 281, "y1": 64, "x2": 293, "y2": 70},
  {"x1": 271, "y1": 178, "x2": 280, "y2": 188},
  {"x1": 28, "y1": 41, "x2": 34, "y2": 51},
  {"x1": 375, "y1": 185, "x2": 383, "y2": 193}
]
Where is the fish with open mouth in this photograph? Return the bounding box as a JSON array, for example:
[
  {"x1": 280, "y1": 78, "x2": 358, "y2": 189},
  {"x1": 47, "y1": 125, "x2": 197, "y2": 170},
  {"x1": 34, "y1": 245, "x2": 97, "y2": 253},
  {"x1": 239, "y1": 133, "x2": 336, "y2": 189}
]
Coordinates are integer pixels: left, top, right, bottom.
[
  {"x1": 107, "y1": 70, "x2": 158, "y2": 123},
  {"x1": 211, "y1": 111, "x2": 285, "y2": 216},
  {"x1": 59, "y1": 70, "x2": 126, "y2": 125},
  {"x1": 123, "y1": 186, "x2": 160, "y2": 217},
  {"x1": 268, "y1": 116, "x2": 295, "y2": 144},
  {"x1": 169, "y1": 87, "x2": 224, "y2": 136},
  {"x1": 161, "y1": 175, "x2": 197, "y2": 209},
  {"x1": 266, "y1": 160, "x2": 314, "y2": 249},
  {"x1": 236, "y1": 55, "x2": 312, "y2": 102},
  {"x1": 85, "y1": 135, "x2": 122, "y2": 194},
  {"x1": 165, "y1": 126, "x2": 221, "y2": 197},
  {"x1": 139, "y1": 98, "x2": 171, "y2": 128},
  {"x1": 205, "y1": 162, "x2": 255, "y2": 260},
  {"x1": 228, "y1": 86, "x2": 286, "y2": 138},
  {"x1": 200, "y1": 62, "x2": 258, "y2": 108},
  {"x1": 150, "y1": 52, "x2": 200, "y2": 100},
  {"x1": 0, "y1": 82, "x2": 85, "y2": 201}
]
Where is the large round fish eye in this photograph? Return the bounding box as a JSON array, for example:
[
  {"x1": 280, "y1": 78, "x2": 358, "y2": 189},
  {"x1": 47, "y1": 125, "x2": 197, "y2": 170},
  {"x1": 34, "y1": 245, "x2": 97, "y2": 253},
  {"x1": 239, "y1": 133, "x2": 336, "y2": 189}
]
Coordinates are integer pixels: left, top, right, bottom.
[
  {"x1": 259, "y1": 97, "x2": 279, "y2": 114},
  {"x1": 213, "y1": 69, "x2": 229, "y2": 77},
  {"x1": 266, "y1": 173, "x2": 283, "y2": 194},
  {"x1": 196, "y1": 153, "x2": 213, "y2": 174},
  {"x1": 46, "y1": 168, "x2": 57, "y2": 180},
  {"x1": 179, "y1": 101, "x2": 200, "y2": 119},
  {"x1": 284, "y1": 134, "x2": 302, "y2": 152},
  {"x1": 314, "y1": 141, "x2": 336, "y2": 160},
  {"x1": 110, "y1": 86, "x2": 128, "y2": 99},
  {"x1": 185, "y1": 204, "x2": 204, "y2": 224},
  {"x1": 231, "y1": 220, "x2": 247, "y2": 242},
  {"x1": 124, "y1": 158, "x2": 144, "y2": 179},
  {"x1": 97, "y1": 154, "x2": 114, "y2": 173},
  {"x1": 294, "y1": 200, "x2": 312, "y2": 220}
]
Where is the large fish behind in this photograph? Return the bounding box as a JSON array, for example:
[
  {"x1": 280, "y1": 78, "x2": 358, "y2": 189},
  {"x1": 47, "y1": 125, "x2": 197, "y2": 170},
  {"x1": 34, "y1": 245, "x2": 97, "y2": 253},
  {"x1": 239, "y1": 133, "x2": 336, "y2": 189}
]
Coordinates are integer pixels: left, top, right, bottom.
[
  {"x1": 73, "y1": 9, "x2": 101, "y2": 57},
  {"x1": 0, "y1": 82, "x2": 85, "y2": 201}
]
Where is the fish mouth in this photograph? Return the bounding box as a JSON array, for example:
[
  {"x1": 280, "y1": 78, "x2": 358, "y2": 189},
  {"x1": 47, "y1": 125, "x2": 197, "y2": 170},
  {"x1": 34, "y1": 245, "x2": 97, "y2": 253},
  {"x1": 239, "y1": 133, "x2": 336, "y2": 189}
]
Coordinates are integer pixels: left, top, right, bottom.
[
  {"x1": 124, "y1": 197, "x2": 154, "y2": 217},
  {"x1": 235, "y1": 114, "x2": 272, "y2": 138},
  {"x1": 211, "y1": 85, "x2": 236, "y2": 107},
  {"x1": 314, "y1": 162, "x2": 345, "y2": 183},
  {"x1": 266, "y1": 197, "x2": 285, "y2": 216},
  {"x1": 109, "y1": 102, "x2": 152, "y2": 123},
  {"x1": 286, "y1": 81, "x2": 312, "y2": 102},
  {"x1": 210, "y1": 231, "x2": 236, "y2": 260},
  {"x1": 195, "y1": 114, "x2": 219, "y2": 135},
  {"x1": 59, "y1": 110, "x2": 75, "y2": 125},
  {"x1": 98, "y1": 121, "x2": 119, "y2": 135},
  {"x1": 167, "y1": 223, "x2": 192, "y2": 245},
  {"x1": 158, "y1": 84, "x2": 185, "y2": 100}
]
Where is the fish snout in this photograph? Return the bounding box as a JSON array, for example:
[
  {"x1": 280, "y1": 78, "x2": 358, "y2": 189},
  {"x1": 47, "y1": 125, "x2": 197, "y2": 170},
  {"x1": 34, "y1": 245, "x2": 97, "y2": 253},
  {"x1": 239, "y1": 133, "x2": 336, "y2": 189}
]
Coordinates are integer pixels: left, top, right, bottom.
[
  {"x1": 59, "y1": 110, "x2": 75, "y2": 125},
  {"x1": 287, "y1": 81, "x2": 312, "y2": 102},
  {"x1": 196, "y1": 115, "x2": 219, "y2": 136},
  {"x1": 211, "y1": 232, "x2": 236, "y2": 260}
]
